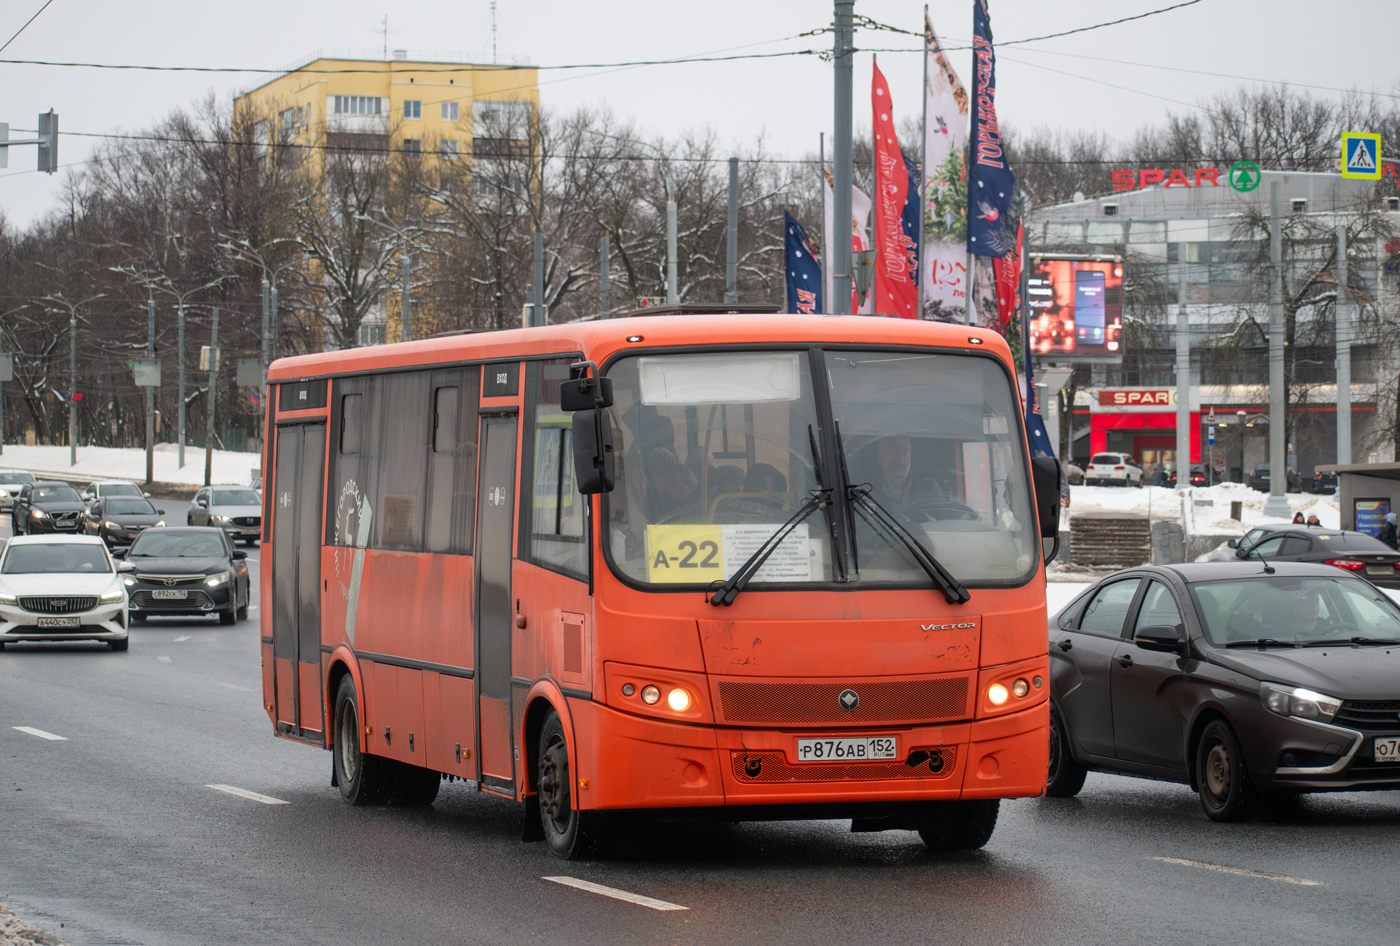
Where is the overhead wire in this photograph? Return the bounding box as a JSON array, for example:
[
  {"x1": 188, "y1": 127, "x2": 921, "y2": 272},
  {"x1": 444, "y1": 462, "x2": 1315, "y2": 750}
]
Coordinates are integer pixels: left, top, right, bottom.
[{"x1": 0, "y1": 0, "x2": 54, "y2": 56}]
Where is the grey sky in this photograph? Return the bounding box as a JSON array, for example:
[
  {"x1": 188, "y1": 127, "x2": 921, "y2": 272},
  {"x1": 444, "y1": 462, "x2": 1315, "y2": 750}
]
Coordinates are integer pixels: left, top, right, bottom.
[{"x1": 0, "y1": 0, "x2": 1396, "y2": 227}]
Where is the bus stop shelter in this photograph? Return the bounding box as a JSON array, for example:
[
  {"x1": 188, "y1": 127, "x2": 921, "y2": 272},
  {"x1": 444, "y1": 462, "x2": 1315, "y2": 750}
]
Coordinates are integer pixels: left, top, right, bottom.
[{"x1": 1314, "y1": 462, "x2": 1400, "y2": 535}]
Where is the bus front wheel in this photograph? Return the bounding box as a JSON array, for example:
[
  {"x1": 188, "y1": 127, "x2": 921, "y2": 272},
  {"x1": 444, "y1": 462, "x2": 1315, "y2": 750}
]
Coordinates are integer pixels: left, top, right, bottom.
[
  {"x1": 537, "y1": 709, "x2": 609, "y2": 859},
  {"x1": 333, "y1": 676, "x2": 391, "y2": 806},
  {"x1": 916, "y1": 799, "x2": 999, "y2": 852}
]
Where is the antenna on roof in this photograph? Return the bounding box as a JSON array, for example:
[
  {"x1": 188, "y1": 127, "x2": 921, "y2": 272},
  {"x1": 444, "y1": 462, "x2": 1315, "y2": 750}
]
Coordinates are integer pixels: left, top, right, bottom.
[
  {"x1": 491, "y1": 2, "x2": 498, "y2": 64},
  {"x1": 381, "y1": 14, "x2": 388, "y2": 60}
]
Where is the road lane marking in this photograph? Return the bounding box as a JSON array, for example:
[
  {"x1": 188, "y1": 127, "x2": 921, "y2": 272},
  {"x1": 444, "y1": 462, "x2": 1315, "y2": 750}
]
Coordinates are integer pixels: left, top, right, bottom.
[
  {"x1": 1149, "y1": 857, "x2": 1324, "y2": 886},
  {"x1": 207, "y1": 784, "x2": 288, "y2": 805},
  {"x1": 13, "y1": 727, "x2": 66, "y2": 741},
  {"x1": 156, "y1": 656, "x2": 171, "y2": 663},
  {"x1": 174, "y1": 635, "x2": 191, "y2": 642},
  {"x1": 543, "y1": 876, "x2": 687, "y2": 911},
  {"x1": 220, "y1": 683, "x2": 252, "y2": 692}
]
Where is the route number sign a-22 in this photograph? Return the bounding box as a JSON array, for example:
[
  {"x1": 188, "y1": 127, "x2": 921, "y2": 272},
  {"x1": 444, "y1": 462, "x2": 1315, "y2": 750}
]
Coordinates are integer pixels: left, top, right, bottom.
[{"x1": 1342, "y1": 133, "x2": 1382, "y2": 180}]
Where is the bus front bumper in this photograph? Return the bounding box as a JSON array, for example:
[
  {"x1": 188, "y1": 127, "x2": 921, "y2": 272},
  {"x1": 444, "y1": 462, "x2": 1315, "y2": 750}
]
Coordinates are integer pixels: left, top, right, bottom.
[{"x1": 569, "y1": 697, "x2": 1048, "y2": 813}]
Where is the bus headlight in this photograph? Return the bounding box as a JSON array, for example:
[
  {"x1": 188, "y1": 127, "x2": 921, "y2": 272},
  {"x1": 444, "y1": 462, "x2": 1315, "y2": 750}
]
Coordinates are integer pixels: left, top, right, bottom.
[
  {"x1": 666, "y1": 688, "x2": 691, "y2": 712},
  {"x1": 987, "y1": 683, "x2": 1009, "y2": 705}
]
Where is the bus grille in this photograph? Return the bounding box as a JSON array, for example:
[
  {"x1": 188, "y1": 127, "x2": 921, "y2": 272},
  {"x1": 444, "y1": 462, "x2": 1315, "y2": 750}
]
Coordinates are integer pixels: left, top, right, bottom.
[
  {"x1": 716, "y1": 677, "x2": 970, "y2": 726},
  {"x1": 731, "y1": 748, "x2": 958, "y2": 783},
  {"x1": 20, "y1": 596, "x2": 97, "y2": 614}
]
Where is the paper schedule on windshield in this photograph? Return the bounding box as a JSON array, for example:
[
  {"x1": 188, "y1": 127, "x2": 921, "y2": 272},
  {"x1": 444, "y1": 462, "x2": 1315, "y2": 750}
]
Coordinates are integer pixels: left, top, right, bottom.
[{"x1": 645, "y1": 524, "x2": 812, "y2": 583}]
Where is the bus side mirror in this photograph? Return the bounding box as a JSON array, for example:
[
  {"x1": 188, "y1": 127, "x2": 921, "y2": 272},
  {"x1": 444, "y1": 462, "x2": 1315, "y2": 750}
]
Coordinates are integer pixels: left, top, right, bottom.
[
  {"x1": 572, "y1": 409, "x2": 616, "y2": 494},
  {"x1": 560, "y1": 377, "x2": 613, "y2": 412},
  {"x1": 1030, "y1": 456, "x2": 1062, "y2": 538}
]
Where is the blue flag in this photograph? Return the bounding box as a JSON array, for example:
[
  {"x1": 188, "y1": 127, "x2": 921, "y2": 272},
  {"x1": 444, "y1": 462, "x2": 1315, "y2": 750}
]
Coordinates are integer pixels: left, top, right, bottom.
[
  {"x1": 900, "y1": 152, "x2": 921, "y2": 295},
  {"x1": 785, "y1": 210, "x2": 823, "y2": 314},
  {"x1": 967, "y1": 0, "x2": 1017, "y2": 258},
  {"x1": 1023, "y1": 356, "x2": 1056, "y2": 461}
]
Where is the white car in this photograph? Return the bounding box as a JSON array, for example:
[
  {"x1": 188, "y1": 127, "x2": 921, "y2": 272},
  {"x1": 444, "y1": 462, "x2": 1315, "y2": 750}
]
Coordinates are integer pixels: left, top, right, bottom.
[
  {"x1": 1085, "y1": 451, "x2": 1143, "y2": 487},
  {"x1": 0, "y1": 535, "x2": 132, "y2": 651},
  {"x1": 0, "y1": 469, "x2": 37, "y2": 511},
  {"x1": 80, "y1": 480, "x2": 149, "y2": 507}
]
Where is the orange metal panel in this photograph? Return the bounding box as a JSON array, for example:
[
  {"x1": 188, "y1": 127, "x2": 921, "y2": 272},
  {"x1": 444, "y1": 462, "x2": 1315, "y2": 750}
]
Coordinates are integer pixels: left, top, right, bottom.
[
  {"x1": 478, "y1": 695, "x2": 512, "y2": 779},
  {"x1": 697, "y1": 617, "x2": 980, "y2": 678},
  {"x1": 368, "y1": 660, "x2": 400, "y2": 761},
  {"x1": 274, "y1": 657, "x2": 296, "y2": 725},
  {"x1": 298, "y1": 662, "x2": 323, "y2": 736},
  {"x1": 439, "y1": 674, "x2": 477, "y2": 779},
  {"x1": 260, "y1": 642, "x2": 275, "y2": 724},
  {"x1": 396, "y1": 667, "x2": 425, "y2": 761}
]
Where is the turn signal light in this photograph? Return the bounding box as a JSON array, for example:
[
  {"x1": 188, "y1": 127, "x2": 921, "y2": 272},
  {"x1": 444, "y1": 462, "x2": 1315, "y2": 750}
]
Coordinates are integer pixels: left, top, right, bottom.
[
  {"x1": 1324, "y1": 559, "x2": 1365, "y2": 571},
  {"x1": 1012, "y1": 678, "x2": 1030, "y2": 699}
]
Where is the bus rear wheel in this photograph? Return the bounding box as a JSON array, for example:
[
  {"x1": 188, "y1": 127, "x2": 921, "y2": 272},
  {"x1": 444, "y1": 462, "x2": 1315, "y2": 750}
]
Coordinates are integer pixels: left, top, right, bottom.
[
  {"x1": 333, "y1": 676, "x2": 391, "y2": 806},
  {"x1": 915, "y1": 799, "x2": 999, "y2": 852},
  {"x1": 537, "y1": 709, "x2": 609, "y2": 859}
]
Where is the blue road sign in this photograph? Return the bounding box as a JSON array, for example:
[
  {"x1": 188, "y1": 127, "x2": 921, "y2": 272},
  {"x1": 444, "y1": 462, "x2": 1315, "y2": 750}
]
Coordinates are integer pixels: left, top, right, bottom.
[{"x1": 1342, "y1": 132, "x2": 1382, "y2": 180}]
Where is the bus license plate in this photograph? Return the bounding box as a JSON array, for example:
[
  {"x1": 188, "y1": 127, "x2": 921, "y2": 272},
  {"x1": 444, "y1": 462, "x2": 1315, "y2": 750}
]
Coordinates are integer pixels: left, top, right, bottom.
[
  {"x1": 1375, "y1": 737, "x2": 1400, "y2": 762},
  {"x1": 152, "y1": 589, "x2": 187, "y2": 599},
  {"x1": 795, "y1": 736, "x2": 898, "y2": 763},
  {"x1": 37, "y1": 617, "x2": 79, "y2": 628}
]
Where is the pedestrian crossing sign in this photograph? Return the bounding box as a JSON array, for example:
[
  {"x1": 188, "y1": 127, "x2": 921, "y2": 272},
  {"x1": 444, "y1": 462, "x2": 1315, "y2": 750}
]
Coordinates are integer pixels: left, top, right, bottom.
[{"x1": 1341, "y1": 132, "x2": 1381, "y2": 180}]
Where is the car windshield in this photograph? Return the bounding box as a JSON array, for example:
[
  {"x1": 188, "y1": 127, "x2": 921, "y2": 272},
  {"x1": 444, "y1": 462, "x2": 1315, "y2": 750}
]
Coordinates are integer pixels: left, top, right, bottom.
[
  {"x1": 212, "y1": 489, "x2": 260, "y2": 505},
  {"x1": 33, "y1": 486, "x2": 80, "y2": 503},
  {"x1": 1090, "y1": 454, "x2": 1117, "y2": 465},
  {"x1": 106, "y1": 499, "x2": 156, "y2": 515},
  {"x1": 101, "y1": 484, "x2": 142, "y2": 498},
  {"x1": 1192, "y1": 575, "x2": 1400, "y2": 645},
  {"x1": 602, "y1": 349, "x2": 1035, "y2": 588},
  {"x1": 3, "y1": 543, "x2": 110, "y2": 574},
  {"x1": 0, "y1": 472, "x2": 35, "y2": 486},
  {"x1": 129, "y1": 533, "x2": 225, "y2": 558}
]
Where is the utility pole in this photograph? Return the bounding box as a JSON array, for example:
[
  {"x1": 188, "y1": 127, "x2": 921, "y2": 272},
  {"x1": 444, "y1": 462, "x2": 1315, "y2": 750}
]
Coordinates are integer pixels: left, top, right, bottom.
[
  {"x1": 177, "y1": 301, "x2": 186, "y2": 468},
  {"x1": 599, "y1": 231, "x2": 611, "y2": 314},
  {"x1": 205, "y1": 308, "x2": 218, "y2": 487},
  {"x1": 69, "y1": 308, "x2": 76, "y2": 467},
  {"x1": 832, "y1": 0, "x2": 855, "y2": 315},
  {"x1": 532, "y1": 232, "x2": 545, "y2": 327},
  {"x1": 401, "y1": 254, "x2": 411, "y2": 342},
  {"x1": 820, "y1": 131, "x2": 828, "y2": 314},
  {"x1": 725, "y1": 157, "x2": 739, "y2": 304},
  {"x1": 269, "y1": 282, "x2": 279, "y2": 362},
  {"x1": 666, "y1": 199, "x2": 678, "y2": 304},
  {"x1": 260, "y1": 277, "x2": 270, "y2": 369},
  {"x1": 1263, "y1": 181, "x2": 1290, "y2": 519},
  {"x1": 1336, "y1": 224, "x2": 1352, "y2": 465},
  {"x1": 1175, "y1": 252, "x2": 1190, "y2": 488},
  {"x1": 146, "y1": 298, "x2": 155, "y2": 486}
]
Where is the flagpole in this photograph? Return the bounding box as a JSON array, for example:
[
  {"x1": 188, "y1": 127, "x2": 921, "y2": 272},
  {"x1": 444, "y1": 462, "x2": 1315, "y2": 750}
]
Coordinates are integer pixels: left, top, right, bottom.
[
  {"x1": 820, "y1": 132, "x2": 827, "y2": 314},
  {"x1": 918, "y1": 5, "x2": 929, "y2": 317},
  {"x1": 782, "y1": 192, "x2": 789, "y2": 314}
]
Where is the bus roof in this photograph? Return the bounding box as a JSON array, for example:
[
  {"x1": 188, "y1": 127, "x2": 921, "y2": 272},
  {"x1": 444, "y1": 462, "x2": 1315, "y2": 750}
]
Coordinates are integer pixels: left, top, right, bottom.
[{"x1": 266, "y1": 314, "x2": 1013, "y2": 382}]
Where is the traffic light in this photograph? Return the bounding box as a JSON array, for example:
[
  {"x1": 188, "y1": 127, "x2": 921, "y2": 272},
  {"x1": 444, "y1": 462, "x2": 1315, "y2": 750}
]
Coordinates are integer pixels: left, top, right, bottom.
[{"x1": 37, "y1": 110, "x2": 57, "y2": 174}]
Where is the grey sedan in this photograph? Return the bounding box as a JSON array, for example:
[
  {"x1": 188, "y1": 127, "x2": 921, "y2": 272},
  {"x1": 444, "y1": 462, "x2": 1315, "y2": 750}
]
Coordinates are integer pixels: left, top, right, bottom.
[{"x1": 187, "y1": 486, "x2": 262, "y2": 545}]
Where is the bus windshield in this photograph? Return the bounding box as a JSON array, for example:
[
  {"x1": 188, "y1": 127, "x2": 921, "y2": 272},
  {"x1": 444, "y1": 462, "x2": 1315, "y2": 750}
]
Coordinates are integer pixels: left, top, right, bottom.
[{"x1": 603, "y1": 349, "x2": 1035, "y2": 588}]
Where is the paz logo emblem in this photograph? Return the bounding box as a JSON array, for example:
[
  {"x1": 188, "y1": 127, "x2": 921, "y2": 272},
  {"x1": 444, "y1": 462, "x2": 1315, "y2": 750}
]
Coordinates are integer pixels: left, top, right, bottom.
[
  {"x1": 280, "y1": 492, "x2": 291, "y2": 509},
  {"x1": 839, "y1": 689, "x2": 859, "y2": 712}
]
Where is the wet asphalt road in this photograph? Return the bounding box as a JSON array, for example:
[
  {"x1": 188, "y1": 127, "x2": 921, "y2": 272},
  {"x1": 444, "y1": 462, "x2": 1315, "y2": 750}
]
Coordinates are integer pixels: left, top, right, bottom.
[{"x1": 3, "y1": 533, "x2": 1400, "y2": 944}]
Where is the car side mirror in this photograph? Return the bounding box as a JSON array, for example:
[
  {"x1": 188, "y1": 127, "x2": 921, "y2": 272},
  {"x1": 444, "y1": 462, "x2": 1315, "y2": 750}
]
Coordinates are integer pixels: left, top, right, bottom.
[
  {"x1": 1226, "y1": 538, "x2": 1238, "y2": 548},
  {"x1": 113, "y1": 547, "x2": 128, "y2": 559},
  {"x1": 1135, "y1": 624, "x2": 1187, "y2": 656},
  {"x1": 1235, "y1": 547, "x2": 1251, "y2": 559},
  {"x1": 232, "y1": 549, "x2": 248, "y2": 560},
  {"x1": 157, "y1": 509, "x2": 166, "y2": 515},
  {"x1": 572, "y1": 409, "x2": 616, "y2": 495},
  {"x1": 143, "y1": 491, "x2": 152, "y2": 498},
  {"x1": 196, "y1": 498, "x2": 207, "y2": 506},
  {"x1": 116, "y1": 560, "x2": 136, "y2": 573}
]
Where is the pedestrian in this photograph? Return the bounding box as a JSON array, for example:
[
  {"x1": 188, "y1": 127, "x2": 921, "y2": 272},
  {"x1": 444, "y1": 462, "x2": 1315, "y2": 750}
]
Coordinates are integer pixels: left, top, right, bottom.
[
  {"x1": 1380, "y1": 513, "x2": 1398, "y2": 549},
  {"x1": 1292, "y1": 512, "x2": 1305, "y2": 524},
  {"x1": 1306, "y1": 515, "x2": 1322, "y2": 528}
]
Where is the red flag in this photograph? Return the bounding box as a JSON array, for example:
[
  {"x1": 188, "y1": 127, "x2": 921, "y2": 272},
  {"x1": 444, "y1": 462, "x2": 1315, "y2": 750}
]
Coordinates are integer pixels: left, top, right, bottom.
[
  {"x1": 991, "y1": 221, "x2": 1022, "y2": 335},
  {"x1": 871, "y1": 60, "x2": 919, "y2": 319}
]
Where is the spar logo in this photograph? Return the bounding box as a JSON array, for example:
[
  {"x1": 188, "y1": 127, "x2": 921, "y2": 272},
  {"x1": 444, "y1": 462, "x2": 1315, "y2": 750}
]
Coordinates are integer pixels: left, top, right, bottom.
[{"x1": 1099, "y1": 390, "x2": 1173, "y2": 407}]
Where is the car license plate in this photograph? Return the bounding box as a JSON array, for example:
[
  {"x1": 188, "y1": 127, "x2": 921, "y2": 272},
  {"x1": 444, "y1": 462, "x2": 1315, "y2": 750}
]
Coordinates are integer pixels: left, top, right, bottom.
[
  {"x1": 1367, "y1": 566, "x2": 1392, "y2": 577},
  {"x1": 1375, "y1": 737, "x2": 1400, "y2": 762},
  {"x1": 151, "y1": 589, "x2": 187, "y2": 600},
  {"x1": 37, "y1": 617, "x2": 79, "y2": 628},
  {"x1": 795, "y1": 736, "x2": 898, "y2": 763}
]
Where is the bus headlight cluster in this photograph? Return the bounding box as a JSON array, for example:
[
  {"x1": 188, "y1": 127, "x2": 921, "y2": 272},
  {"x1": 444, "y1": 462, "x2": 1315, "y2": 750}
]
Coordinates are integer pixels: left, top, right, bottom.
[
  {"x1": 624, "y1": 681, "x2": 694, "y2": 713},
  {"x1": 987, "y1": 678, "x2": 1034, "y2": 706}
]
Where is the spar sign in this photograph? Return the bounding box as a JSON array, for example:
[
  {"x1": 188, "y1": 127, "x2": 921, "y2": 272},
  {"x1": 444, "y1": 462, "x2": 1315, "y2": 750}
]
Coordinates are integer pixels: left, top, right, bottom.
[
  {"x1": 1110, "y1": 161, "x2": 1263, "y2": 192},
  {"x1": 1094, "y1": 387, "x2": 1200, "y2": 414}
]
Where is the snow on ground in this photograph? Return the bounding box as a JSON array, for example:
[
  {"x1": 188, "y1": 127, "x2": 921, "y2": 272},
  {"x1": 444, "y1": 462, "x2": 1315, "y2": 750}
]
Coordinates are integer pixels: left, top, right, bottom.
[
  {"x1": 0, "y1": 444, "x2": 261, "y2": 487},
  {"x1": 1069, "y1": 481, "x2": 1339, "y2": 534}
]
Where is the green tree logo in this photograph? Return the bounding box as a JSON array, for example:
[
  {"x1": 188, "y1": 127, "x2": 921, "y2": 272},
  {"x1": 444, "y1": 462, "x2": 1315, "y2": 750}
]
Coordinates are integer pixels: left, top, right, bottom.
[{"x1": 1228, "y1": 160, "x2": 1261, "y2": 192}]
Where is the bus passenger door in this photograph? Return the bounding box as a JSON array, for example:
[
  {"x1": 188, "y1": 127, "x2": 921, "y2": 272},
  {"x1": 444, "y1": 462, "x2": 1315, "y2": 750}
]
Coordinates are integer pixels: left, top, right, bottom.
[
  {"x1": 271, "y1": 422, "x2": 327, "y2": 741},
  {"x1": 475, "y1": 416, "x2": 517, "y2": 794}
]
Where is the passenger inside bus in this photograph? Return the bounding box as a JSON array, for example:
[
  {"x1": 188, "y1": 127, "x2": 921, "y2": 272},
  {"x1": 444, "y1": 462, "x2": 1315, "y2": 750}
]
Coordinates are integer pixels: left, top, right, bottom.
[{"x1": 864, "y1": 435, "x2": 947, "y2": 517}]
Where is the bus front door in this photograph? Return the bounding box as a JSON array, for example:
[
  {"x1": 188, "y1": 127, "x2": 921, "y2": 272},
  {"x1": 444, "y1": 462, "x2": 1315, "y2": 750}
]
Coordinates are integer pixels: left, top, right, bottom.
[
  {"x1": 271, "y1": 422, "x2": 326, "y2": 741},
  {"x1": 475, "y1": 416, "x2": 518, "y2": 794}
]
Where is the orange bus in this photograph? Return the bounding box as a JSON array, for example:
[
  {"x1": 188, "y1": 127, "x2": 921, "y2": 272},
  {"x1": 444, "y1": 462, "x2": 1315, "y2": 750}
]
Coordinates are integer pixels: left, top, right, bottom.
[{"x1": 260, "y1": 310, "x2": 1061, "y2": 858}]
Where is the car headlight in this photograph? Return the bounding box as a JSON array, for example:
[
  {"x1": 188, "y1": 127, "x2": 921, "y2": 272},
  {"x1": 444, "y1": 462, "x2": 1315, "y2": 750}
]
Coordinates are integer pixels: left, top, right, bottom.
[
  {"x1": 100, "y1": 590, "x2": 124, "y2": 604},
  {"x1": 0, "y1": 592, "x2": 15, "y2": 604},
  {"x1": 205, "y1": 571, "x2": 232, "y2": 587},
  {"x1": 1260, "y1": 682, "x2": 1342, "y2": 722},
  {"x1": 154, "y1": 520, "x2": 166, "y2": 528},
  {"x1": 212, "y1": 515, "x2": 231, "y2": 524},
  {"x1": 104, "y1": 520, "x2": 121, "y2": 531},
  {"x1": 30, "y1": 509, "x2": 47, "y2": 518}
]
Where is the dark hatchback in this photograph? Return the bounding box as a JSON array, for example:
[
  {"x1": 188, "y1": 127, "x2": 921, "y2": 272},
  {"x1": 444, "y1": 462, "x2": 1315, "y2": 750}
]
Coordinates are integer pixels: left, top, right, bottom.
[
  {"x1": 1048, "y1": 562, "x2": 1400, "y2": 821},
  {"x1": 81, "y1": 497, "x2": 167, "y2": 548},
  {"x1": 12, "y1": 481, "x2": 88, "y2": 535},
  {"x1": 1237, "y1": 528, "x2": 1400, "y2": 589},
  {"x1": 117, "y1": 527, "x2": 250, "y2": 625}
]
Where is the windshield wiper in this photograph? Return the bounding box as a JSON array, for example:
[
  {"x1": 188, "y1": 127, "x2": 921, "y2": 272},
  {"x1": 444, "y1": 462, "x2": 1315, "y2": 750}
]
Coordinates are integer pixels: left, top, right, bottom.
[
  {"x1": 847, "y1": 486, "x2": 971, "y2": 605},
  {"x1": 708, "y1": 490, "x2": 831, "y2": 607},
  {"x1": 1224, "y1": 638, "x2": 1297, "y2": 648},
  {"x1": 1301, "y1": 637, "x2": 1400, "y2": 647}
]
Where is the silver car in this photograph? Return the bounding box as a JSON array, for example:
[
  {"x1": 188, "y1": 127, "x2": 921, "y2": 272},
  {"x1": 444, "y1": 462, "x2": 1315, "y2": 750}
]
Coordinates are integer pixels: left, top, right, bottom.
[
  {"x1": 0, "y1": 469, "x2": 37, "y2": 511},
  {"x1": 188, "y1": 486, "x2": 262, "y2": 545},
  {"x1": 81, "y1": 480, "x2": 149, "y2": 507}
]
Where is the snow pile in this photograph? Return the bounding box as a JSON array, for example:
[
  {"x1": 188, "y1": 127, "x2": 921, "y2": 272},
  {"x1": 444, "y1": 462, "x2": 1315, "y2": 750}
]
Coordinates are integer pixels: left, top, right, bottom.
[
  {"x1": 0, "y1": 904, "x2": 65, "y2": 946},
  {"x1": 1069, "y1": 481, "x2": 1338, "y2": 534},
  {"x1": 0, "y1": 444, "x2": 260, "y2": 487}
]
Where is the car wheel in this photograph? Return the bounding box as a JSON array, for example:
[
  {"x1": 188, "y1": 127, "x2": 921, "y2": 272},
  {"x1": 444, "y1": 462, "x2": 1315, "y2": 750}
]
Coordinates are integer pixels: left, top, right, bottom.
[
  {"x1": 186, "y1": 513, "x2": 194, "y2": 525},
  {"x1": 1196, "y1": 720, "x2": 1258, "y2": 822},
  {"x1": 109, "y1": 638, "x2": 129, "y2": 652},
  {"x1": 219, "y1": 609, "x2": 236, "y2": 626},
  {"x1": 236, "y1": 593, "x2": 249, "y2": 622},
  {"x1": 333, "y1": 675, "x2": 391, "y2": 806},
  {"x1": 1046, "y1": 703, "x2": 1088, "y2": 798},
  {"x1": 538, "y1": 708, "x2": 610, "y2": 859},
  {"x1": 916, "y1": 799, "x2": 999, "y2": 851}
]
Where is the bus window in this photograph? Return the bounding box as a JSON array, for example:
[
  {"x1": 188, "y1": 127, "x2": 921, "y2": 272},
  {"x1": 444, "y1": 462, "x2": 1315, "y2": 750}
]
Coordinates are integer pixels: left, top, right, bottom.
[
  {"x1": 377, "y1": 372, "x2": 432, "y2": 549},
  {"x1": 426, "y1": 369, "x2": 480, "y2": 554},
  {"x1": 523, "y1": 359, "x2": 586, "y2": 580},
  {"x1": 824, "y1": 350, "x2": 1035, "y2": 583},
  {"x1": 340, "y1": 394, "x2": 363, "y2": 454},
  {"x1": 603, "y1": 351, "x2": 830, "y2": 587}
]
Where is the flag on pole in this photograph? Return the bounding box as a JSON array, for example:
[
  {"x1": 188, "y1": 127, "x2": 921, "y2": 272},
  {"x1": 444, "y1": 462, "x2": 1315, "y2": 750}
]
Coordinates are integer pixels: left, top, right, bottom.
[
  {"x1": 823, "y1": 169, "x2": 874, "y2": 314},
  {"x1": 991, "y1": 221, "x2": 1022, "y2": 336},
  {"x1": 921, "y1": 11, "x2": 969, "y2": 319},
  {"x1": 1024, "y1": 355, "x2": 1056, "y2": 461},
  {"x1": 871, "y1": 60, "x2": 919, "y2": 318},
  {"x1": 784, "y1": 210, "x2": 823, "y2": 314},
  {"x1": 967, "y1": 0, "x2": 1017, "y2": 260}
]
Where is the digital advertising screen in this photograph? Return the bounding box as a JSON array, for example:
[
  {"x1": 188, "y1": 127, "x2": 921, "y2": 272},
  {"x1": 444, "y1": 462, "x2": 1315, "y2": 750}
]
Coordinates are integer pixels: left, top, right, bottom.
[{"x1": 1027, "y1": 257, "x2": 1123, "y2": 362}]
